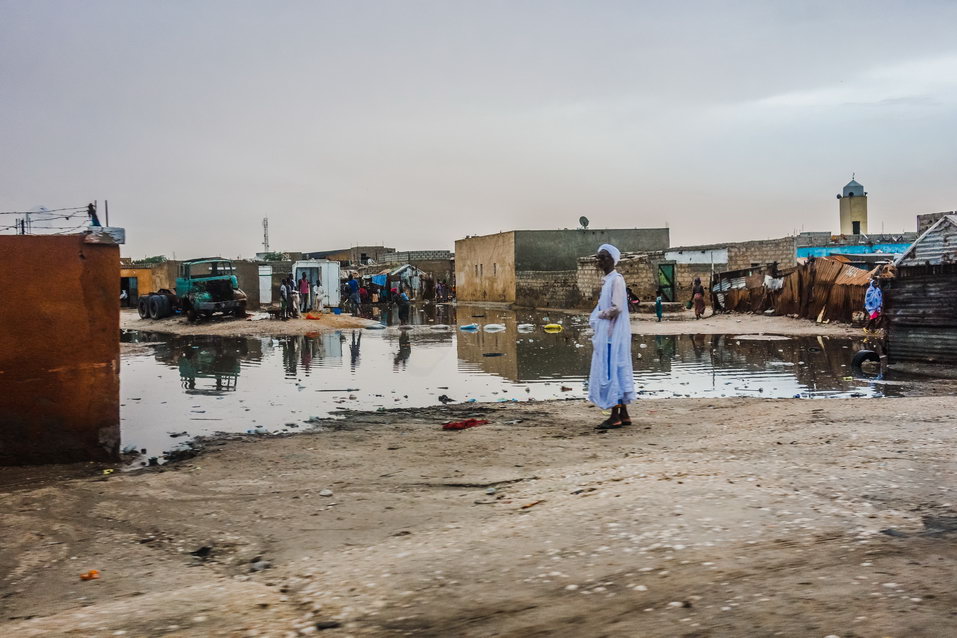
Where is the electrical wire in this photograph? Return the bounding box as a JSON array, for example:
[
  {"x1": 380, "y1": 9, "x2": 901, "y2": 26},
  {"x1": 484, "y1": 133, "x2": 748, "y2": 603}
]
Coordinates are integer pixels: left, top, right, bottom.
[{"x1": 0, "y1": 206, "x2": 86, "y2": 215}]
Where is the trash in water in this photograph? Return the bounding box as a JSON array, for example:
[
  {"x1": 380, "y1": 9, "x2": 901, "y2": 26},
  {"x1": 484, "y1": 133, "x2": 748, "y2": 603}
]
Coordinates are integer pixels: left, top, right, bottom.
[
  {"x1": 543, "y1": 324, "x2": 563, "y2": 333},
  {"x1": 483, "y1": 352, "x2": 505, "y2": 357},
  {"x1": 459, "y1": 323, "x2": 479, "y2": 331},
  {"x1": 517, "y1": 324, "x2": 535, "y2": 333},
  {"x1": 484, "y1": 324, "x2": 506, "y2": 332},
  {"x1": 442, "y1": 419, "x2": 489, "y2": 430},
  {"x1": 438, "y1": 394, "x2": 455, "y2": 403}
]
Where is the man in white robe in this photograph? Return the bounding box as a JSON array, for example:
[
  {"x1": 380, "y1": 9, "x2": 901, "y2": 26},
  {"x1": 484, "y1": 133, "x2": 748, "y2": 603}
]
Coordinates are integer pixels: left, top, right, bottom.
[{"x1": 588, "y1": 243, "x2": 636, "y2": 428}]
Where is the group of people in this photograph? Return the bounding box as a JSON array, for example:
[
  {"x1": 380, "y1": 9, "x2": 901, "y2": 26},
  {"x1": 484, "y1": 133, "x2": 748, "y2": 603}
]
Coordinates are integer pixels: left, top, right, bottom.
[
  {"x1": 279, "y1": 274, "x2": 324, "y2": 320},
  {"x1": 341, "y1": 275, "x2": 413, "y2": 322}
]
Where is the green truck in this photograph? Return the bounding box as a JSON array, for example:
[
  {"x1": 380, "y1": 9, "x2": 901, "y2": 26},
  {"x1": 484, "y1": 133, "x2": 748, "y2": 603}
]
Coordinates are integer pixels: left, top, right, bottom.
[{"x1": 138, "y1": 258, "x2": 248, "y2": 322}]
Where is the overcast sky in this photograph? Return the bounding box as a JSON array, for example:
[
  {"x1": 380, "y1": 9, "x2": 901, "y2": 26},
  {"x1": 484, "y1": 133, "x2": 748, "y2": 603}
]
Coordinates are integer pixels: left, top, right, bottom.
[{"x1": 2, "y1": 0, "x2": 956, "y2": 258}]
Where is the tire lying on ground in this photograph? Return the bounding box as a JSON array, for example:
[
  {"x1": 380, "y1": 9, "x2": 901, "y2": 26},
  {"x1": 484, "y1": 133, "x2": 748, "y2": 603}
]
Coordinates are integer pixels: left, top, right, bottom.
[
  {"x1": 137, "y1": 297, "x2": 149, "y2": 319},
  {"x1": 851, "y1": 349, "x2": 880, "y2": 374}
]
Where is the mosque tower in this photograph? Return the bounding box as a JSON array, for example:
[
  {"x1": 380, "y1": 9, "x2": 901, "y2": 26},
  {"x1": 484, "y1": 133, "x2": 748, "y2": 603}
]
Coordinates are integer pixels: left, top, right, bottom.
[{"x1": 836, "y1": 175, "x2": 868, "y2": 235}]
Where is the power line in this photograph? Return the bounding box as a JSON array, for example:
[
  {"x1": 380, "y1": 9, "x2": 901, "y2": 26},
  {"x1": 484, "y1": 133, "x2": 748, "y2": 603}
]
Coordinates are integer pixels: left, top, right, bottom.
[{"x1": 0, "y1": 206, "x2": 86, "y2": 215}]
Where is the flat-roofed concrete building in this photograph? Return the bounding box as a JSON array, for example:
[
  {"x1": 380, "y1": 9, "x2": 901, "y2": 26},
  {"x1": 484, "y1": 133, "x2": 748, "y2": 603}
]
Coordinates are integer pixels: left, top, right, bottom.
[{"x1": 455, "y1": 228, "x2": 670, "y2": 307}]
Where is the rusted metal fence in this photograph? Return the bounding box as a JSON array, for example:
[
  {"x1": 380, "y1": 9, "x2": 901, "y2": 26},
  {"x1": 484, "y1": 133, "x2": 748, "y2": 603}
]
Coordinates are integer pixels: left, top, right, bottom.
[{"x1": 713, "y1": 258, "x2": 874, "y2": 324}]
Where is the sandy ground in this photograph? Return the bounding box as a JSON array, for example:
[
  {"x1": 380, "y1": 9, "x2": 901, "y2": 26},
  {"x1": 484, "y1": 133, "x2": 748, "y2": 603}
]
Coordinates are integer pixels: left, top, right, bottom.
[
  {"x1": 630, "y1": 310, "x2": 866, "y2": 337},
  {"x1": 121, "y1": 308, "x2": 376, "y2": 337},
  {"x1": 2, "y1": 397, "x2": 954, "y2": 637},
  {"x1": 122, "y1": 305, "x2": 865, "y2": 341}
]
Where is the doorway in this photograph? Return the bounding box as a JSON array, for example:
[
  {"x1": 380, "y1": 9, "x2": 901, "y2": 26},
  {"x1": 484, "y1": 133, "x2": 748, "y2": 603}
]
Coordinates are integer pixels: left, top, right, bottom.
[{"x1": 657, "y1": 264, "x2": 676, "y2": 302}]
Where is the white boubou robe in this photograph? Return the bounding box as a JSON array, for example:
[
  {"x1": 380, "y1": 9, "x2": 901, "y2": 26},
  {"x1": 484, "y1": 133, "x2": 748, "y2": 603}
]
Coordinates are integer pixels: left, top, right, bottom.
[{"x1": 588, "y1": 270, "x2": 636, "y2": 409}]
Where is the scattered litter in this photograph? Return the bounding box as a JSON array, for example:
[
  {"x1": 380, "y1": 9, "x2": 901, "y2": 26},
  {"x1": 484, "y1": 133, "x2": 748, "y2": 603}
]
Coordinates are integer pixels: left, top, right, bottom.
[
  {"x1": 543, "y1": 324, "x2": 563, "y2": 333},
  {"x1": 304, "y1": 312, "x2": 323, "y2": 320},
  {"x1": 247, "y1": 312, "x2": 270, "y2": 321},
  {"x1": 483, "y1": 323, "x2": 506, "y2": 332},
  {"x1": 517, "y1": 323, "x2": 535, "y2": 332},
  {"x1": 486, "y1": 488, "x2": 497, "y2": 495},
  {"x1": 102, "y1": 468, "x2": 114, "y2": 475},
  {"x1": 442, "y1": 419, "x2": 490, "y2": 431},
  {"x1": 459, "y1": 323, "x2": 479, "y2": 331},
  {"x1": 520, "y1": 500, "x2": 545, "y2": 509},
  {"x1": 79, "y1": 570, "x2": 100, "y2": 581},
  {"x1": 319, "y1": 489, "x2": 334, "y2": 497},
  {"x1": 438, "y1": 394, "x2": 455, "y2": 404}
]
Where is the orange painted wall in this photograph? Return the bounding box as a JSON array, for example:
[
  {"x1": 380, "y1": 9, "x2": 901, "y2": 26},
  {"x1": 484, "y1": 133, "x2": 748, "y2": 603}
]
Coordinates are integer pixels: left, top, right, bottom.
[{"x1": 0, "y1": 235, "x2": 120, "y2": 465}]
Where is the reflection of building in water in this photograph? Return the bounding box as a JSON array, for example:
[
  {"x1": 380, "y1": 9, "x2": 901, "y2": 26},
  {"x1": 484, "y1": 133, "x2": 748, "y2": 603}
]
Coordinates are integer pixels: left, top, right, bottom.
[{"x1": 455, "y1": 310, "x2": 591, "y2": 382}]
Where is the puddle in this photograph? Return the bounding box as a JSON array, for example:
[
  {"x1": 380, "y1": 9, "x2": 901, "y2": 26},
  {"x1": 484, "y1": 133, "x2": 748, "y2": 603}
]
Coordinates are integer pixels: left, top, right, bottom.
[{"x1": 120, "y1": 305, "x2": 887, "y2": 464}]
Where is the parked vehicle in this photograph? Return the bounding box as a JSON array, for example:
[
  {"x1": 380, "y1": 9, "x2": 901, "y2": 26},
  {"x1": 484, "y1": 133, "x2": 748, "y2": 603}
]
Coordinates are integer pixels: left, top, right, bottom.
[{"x1": 138, "y1": 258, "x2": 248, "y2": 321}]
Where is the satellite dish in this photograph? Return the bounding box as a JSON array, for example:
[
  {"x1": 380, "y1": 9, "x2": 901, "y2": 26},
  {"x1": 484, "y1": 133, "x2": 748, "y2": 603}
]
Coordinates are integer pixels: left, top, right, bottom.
[{"x1": 579, "y1": 216, "x2": 589, "y2": 229}]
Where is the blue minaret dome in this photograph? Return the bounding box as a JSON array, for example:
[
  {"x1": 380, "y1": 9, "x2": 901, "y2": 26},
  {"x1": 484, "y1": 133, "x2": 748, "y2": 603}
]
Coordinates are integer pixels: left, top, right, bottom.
[{"x1": 842, "y1": 178, "x2": 864, "y2": 198}]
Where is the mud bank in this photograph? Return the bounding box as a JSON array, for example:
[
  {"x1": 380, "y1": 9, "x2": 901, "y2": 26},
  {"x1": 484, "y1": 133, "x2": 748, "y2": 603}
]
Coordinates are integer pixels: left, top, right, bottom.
[
  {"x1": 630, "y1": 311, "x2": 867, "y2": 337},
  {"x1": 121, "y1": 308, "x2": 376, "y2": 337},
  {"x1": 2, "y1": 397, "x2": 954, "y2": 637}
]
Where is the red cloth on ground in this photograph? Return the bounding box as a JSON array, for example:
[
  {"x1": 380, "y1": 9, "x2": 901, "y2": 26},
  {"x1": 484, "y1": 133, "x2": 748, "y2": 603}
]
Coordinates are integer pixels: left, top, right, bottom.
[{"x1": 442, "y1": 419, "x2": 489, "y2": 431}]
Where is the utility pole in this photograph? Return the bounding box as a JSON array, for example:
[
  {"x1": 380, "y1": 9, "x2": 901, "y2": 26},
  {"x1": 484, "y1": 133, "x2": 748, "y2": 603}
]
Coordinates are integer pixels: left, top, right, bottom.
[
  {"x1": 262, "y1": 217, "x2": 270, "y2": 252},
  {"x1": 105, "y1": 200, "x2": 109, "y2": 227}
]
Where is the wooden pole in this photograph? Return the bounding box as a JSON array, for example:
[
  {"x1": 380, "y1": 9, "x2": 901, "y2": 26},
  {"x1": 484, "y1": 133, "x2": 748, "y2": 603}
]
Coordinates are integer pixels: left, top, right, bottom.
[{"x1": 105, "y1": 200, "x2": 109, "y2": 227}]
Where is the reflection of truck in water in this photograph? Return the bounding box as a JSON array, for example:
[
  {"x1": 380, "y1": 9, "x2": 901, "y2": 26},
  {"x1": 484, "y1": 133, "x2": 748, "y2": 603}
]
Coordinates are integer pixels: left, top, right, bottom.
[
  {"x1": 138, "y1": 258, "x2": 247, "y2": 322},
  {"x1": 176, "y1": 342, "x2": 243, "y2": 394}
]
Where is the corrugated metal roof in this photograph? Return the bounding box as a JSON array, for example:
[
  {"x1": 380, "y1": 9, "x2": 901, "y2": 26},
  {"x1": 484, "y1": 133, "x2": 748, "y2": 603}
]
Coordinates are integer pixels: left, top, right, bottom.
[{"x1": 896, "y1": 215, "x2": 957, "y2": 266}]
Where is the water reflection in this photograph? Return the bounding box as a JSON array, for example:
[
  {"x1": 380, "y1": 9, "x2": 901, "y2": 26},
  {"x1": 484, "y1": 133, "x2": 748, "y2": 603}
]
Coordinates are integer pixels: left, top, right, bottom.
[{"x1": 119, "y1": 308, "x2": 888, "y2": 462}]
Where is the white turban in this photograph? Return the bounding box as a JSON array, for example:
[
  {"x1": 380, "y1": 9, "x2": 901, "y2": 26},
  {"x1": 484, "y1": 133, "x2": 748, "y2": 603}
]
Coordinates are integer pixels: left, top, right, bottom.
[{"x1": 597, "y1": 243, "x2": 621, "y2": 265}]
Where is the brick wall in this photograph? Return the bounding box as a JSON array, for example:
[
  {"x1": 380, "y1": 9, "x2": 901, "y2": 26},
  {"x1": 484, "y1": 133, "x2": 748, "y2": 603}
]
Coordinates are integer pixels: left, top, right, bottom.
[
  {"x1": 514, "y1": 270, "x2": 582, "y2": 308},
  {"x1": 574, "y1": 236, "x2": 797, "y2": 308},
  {"x1": 382, "y1": 250, "x2": 452, "y2": 263}
]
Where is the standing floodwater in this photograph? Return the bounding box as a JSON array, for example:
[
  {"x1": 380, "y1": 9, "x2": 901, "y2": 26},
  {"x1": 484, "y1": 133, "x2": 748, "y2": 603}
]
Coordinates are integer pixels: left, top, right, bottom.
[{"x1": 119, "y1": 306, "x2": 885, "y2": 463}]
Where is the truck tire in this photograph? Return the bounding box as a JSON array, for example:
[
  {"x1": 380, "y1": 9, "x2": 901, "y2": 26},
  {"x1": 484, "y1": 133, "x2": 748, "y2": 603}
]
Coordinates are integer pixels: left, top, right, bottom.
[
  {"x1": 233, "y1": 301, "x2": 247, "y2": 318},
  {"x1": 137, "y1": 297, "x2": 149, "y2": 319},
  {"x1": 148, "y1": 295, "x2": 163, "y2": 320}
]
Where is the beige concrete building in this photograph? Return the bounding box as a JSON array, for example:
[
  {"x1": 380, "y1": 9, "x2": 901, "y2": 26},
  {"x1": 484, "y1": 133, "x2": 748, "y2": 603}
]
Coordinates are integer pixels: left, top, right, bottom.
[
  {"x1": 838, "y1": 178, "x2": 868, "y2": 235},
  {"x1": 455, "y1": 228, "x2": 670, "y2": 307}
]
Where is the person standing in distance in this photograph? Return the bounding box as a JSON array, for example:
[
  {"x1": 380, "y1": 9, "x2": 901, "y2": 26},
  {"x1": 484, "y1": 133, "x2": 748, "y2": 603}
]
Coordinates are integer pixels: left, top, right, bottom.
[{"x1": 588, "y1": 244, "x2": 636, "y2": 429}]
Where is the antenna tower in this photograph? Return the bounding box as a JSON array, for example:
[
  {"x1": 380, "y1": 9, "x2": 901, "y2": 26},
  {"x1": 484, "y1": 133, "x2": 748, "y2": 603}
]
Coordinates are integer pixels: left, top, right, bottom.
[{"x1": 262, "y1": 217, "x2": 270, "y2": 252}]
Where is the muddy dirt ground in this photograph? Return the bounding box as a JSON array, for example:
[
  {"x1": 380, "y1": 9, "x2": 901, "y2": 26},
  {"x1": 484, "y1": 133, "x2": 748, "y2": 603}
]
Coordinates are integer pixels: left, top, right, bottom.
[
  {"x1": 121, "y1": 308, "x2": 376, "y2": 337},
  {"x1": 629, "y1": 310, "x2": 866, "y2": 337},
  {"x1": 2, "y1": 397, "x2": 954, "y2": 637}
]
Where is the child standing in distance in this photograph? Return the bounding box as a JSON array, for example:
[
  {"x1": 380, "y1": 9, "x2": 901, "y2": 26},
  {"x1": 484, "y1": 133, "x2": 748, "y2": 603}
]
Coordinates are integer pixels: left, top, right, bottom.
[{"x1": 655, "y1": 288, "x2": 664, "y2": 323}]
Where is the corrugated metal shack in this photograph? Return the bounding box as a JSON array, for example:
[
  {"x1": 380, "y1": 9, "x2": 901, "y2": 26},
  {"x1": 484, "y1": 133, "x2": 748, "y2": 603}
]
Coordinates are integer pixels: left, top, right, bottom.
[
  {"x1": 885, "y1": 215, "x2": 957, "y2": 364},
  {"x1": 884, "y1": 264, "x2": 957, "y2": 364},
  {"x1": 713, "y1": 257, "x2": 876, "y2": 323}
]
